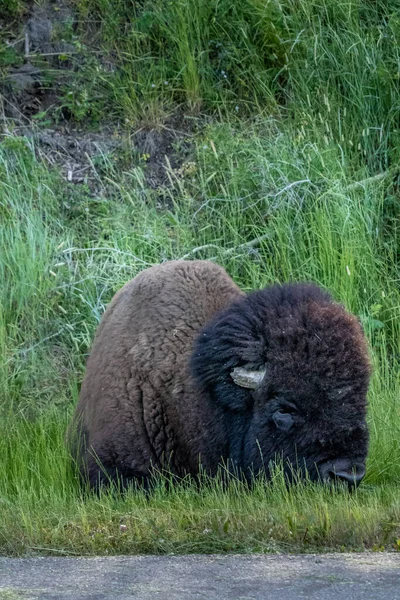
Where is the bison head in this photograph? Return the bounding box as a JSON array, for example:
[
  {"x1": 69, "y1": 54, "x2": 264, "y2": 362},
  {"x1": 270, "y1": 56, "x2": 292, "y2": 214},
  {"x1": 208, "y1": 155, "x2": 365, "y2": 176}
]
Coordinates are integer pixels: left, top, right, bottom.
[{"x1": 191, "y1": 283, "x2": 371, "y2": 488}]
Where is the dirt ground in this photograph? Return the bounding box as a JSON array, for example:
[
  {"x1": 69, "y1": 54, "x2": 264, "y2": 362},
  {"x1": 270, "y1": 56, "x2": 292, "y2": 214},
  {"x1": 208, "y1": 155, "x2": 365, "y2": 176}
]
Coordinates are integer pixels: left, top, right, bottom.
[{"x1": 1, "y1": 0, "x2": 195, "y2": 192}]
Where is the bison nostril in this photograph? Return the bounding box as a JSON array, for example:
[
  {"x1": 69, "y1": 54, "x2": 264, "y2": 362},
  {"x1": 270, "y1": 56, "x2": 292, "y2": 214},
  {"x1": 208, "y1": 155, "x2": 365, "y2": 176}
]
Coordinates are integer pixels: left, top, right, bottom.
[
  {"x1": 329, "y1": 470, "x2": 365, "y2": 487},
  {"x1": 319, "y1": 461, "x2": 366, "y2": 488}
]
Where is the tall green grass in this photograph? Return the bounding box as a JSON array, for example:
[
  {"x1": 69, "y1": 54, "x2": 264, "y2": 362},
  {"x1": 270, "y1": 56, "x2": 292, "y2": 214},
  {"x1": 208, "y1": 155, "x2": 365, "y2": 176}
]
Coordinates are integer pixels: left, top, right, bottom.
[
  {"x1": 1, "y1": 114, "x2": 399, "y2": 555},
  {"x1": 70, "y1": 0, "x2": 399, "y2": 173},
  {"x1": 1, "y1": 0, "x2": 400, "y2": 555}
]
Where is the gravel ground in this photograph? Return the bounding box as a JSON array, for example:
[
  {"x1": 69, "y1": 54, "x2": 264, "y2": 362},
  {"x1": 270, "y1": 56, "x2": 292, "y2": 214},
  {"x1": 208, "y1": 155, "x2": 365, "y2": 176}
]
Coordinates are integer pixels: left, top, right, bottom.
[{"x1": 1, "y1": 553, "x2": 400, "y2": 599}]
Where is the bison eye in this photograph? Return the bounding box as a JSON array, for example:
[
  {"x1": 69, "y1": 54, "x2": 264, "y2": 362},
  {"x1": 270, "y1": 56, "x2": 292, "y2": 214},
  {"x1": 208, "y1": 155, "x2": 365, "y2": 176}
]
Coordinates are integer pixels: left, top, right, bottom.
[{"x1": 272, "y1": 408, "x2": 295, "y2": 431}]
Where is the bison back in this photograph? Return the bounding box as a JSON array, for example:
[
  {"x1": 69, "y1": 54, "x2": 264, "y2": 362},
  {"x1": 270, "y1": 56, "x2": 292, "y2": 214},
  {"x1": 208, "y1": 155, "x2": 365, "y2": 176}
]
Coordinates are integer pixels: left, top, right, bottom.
[{"x1": 68, "y1": 260, "x2": 243, "y2": 488}]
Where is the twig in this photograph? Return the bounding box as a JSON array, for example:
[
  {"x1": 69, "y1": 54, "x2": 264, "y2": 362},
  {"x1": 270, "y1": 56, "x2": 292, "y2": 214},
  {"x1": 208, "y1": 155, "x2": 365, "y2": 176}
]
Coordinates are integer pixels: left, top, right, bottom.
[
  {"x1": 346, "y1": 170, "x2": 397, "y2": 191},
  {"x1": 267, "y1": 179, "x2": 311, "y2": 198},
  {"x1": 180, "y1": 234, "x2": 271, "y2": 261},
  {"x1": 24, "y1": 32, "x2": 30, "y2": 60},
  {"x1": 0, "y1": 95, "x2": 31, "y2": 123},
  {"x1": 6, "y1": 37, "x2": 25, "y2": 47},
  {"x1": 179, "y1": 244, "x2": 221, "y2": 260},
  {"x1": 235, "y1": 233, "x2": 270, "y2": 251},
  {"x1": 212, "y1": 233, "x2": 270, "y2": 259},
  {"x1": 24, "y1": 50, "x2": 104, "y2": 58}
]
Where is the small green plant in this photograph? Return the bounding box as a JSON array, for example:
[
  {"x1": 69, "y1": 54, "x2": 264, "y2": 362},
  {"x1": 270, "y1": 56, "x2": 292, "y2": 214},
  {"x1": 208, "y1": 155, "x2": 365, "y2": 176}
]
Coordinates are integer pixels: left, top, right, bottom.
[
  {"x1": 0, "y1": 46, "x2": 22, "y2": 70},
  {"x1": 0, "y1": 0, "x2": 24, "y2": 18},
  {"x1": 59, "y1": 52, "x2": 110, "y2": 124}
]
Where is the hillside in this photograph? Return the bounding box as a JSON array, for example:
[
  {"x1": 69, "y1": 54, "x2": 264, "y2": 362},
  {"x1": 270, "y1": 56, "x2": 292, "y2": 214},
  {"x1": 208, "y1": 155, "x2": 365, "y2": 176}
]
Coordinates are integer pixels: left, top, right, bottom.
[{"x1": 0, "y1": 0, "x2": 399, "y2": 555}]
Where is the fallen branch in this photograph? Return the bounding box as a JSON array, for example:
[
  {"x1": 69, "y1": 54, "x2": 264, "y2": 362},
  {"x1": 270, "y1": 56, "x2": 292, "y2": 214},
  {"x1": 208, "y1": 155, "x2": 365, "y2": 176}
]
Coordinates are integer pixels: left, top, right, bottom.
[
  {"x1": 24, "y1": 50, "x2": 105, "y2": 59},
  {"x1": 180, "y1": 233, "x2": 270, "y2": 261},
  {"x1": 24, "y1": 32, "x2": 29, "y2": 59},
  {"x1": 346, "y1": 169, "x2": 398, "y2": 191},
  {"x1": 179, "y1": 244, "x2": 222, "y2": 260}
]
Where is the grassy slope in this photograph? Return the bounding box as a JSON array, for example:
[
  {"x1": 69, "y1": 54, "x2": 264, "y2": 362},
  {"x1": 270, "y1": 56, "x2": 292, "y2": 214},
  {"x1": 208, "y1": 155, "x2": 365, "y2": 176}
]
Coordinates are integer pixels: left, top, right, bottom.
[{"x1": 0, "y1": 0, "x2": 400, "y2": 555}]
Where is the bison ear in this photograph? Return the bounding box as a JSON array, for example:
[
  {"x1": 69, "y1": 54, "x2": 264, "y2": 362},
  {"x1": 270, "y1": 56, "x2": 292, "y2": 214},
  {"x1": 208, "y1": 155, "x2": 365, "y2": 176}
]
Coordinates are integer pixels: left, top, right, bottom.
[{"x1": 230, "y1": 366, "x2": 266, "y2": 390}]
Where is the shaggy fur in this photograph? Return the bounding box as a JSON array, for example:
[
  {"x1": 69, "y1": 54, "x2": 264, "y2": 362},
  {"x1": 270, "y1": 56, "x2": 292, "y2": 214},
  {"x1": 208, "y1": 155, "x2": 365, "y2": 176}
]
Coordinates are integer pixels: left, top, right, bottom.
[{"x1": 68, "y1": 260, "x2": 371, "y2": 489}]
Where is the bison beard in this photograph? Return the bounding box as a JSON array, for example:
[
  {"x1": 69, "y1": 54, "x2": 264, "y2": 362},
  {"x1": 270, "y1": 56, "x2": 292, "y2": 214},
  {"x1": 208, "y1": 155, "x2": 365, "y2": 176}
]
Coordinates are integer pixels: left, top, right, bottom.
[{"x1": 68, "y1": 260, "x2": 371, "y2": 490}]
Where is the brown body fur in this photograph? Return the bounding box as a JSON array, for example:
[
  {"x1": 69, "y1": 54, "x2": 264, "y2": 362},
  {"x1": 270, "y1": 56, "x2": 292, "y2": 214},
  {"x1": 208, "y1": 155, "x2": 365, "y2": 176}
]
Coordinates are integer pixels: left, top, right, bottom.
[{"x1": 70, "y1": 260, "x2": 243, "y2": 486}]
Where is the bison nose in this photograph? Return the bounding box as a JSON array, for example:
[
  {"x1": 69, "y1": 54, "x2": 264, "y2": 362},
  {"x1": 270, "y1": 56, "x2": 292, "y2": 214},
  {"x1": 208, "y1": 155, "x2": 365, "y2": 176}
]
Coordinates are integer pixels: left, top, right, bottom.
[{"x1": 320, "y1": 460, "x2": 366, "y2": 488}]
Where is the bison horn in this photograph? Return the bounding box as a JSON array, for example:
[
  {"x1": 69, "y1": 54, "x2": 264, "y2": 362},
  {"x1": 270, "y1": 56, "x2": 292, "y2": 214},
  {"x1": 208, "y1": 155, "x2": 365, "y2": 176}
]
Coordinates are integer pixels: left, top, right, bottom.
[{"x1": 230, "y1": 366, "x2": 266, "y2": 389}]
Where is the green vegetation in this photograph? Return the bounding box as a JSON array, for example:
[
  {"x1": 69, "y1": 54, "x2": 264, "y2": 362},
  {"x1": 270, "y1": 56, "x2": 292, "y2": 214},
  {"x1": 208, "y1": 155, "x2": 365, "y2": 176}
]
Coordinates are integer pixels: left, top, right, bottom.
[{"x1": 0, "y1": 0, "x2": 399, "y2": 556}]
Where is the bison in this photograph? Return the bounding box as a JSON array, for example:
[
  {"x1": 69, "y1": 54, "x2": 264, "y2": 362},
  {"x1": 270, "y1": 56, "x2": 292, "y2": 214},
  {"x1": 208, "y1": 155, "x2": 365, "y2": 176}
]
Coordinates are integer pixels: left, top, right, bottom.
[{"x1": 68, "y1": 260, "x2": 371, "y2": 490}]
